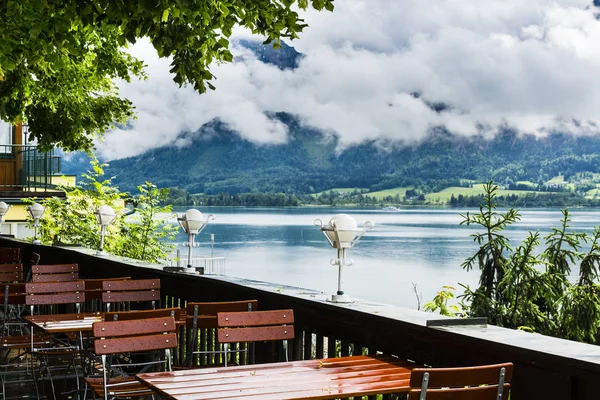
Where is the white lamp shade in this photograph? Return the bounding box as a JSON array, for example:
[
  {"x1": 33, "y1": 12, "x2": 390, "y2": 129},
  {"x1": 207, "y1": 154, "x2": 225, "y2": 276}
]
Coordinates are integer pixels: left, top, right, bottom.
[
  {"x1": 178, "y1": 209, "x2": 205, "y2": 234},
  {"x1": 96, "y1": 205, "x2": 117, "y2": 226},
  {"x1": 326, "y1": 214, "x2": 358, "y2": 248},
  {"x1": 27, "y1": 202, "x2": 45, "y2": 219},
  {"x1": 0, "y1": 201, "x2": 9, "y2": 217}
]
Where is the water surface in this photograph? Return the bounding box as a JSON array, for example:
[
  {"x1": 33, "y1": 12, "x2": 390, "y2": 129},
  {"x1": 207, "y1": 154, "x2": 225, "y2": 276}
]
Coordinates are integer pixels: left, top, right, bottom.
[{"x1": 171, "y1": 207, "x2": 597, "y2": 308}]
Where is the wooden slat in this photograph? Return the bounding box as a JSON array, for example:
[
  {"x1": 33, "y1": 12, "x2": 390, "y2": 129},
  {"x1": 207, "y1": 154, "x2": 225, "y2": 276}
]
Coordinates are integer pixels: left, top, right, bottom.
[
  {"x1": 82, "y1": 277, "x2": 130, "y2": 291},
  {"x1": 102, "y1": 290, "x2": 159, "y2": 303},
  {"x1": 25, "y1": 281, "x2": 84, "y2": 293},
  {"x1": 94, "y1": 332, "x2": 178, "y2": 355},
  {"x1": 32, "y1": 272, "x2": 78, "y2": 282},
  {"x1": 102, "y1": 278, "x2": 160, "y2": 291},
  {"x1": 0, "y1": 271, "x2": 22, "y2": 282},
  {"x1": 25, "y1": 292, "x2": 84, "y2": 305},
  {"x1": 217, "y1": 309, "x2": 293, "y2": 327},
  {"x1": 409, "y1": 362, "x2": 514, "y2": 388},
  {"x1": 32, "y1": 263, "x2": 78, "y2": 273},
  {"x1": 409, "y1": 384, "x2": 511, "y2": 400},
  {"x1": 186, "y1": 300, "x2": 258, "y2": 315},
  {"x1": 93, "y1": 316, "x2": 176, "y2": 337},
  {"x1": 106, "y1": 307, "x2": 183, "y2": 322},
  {"x1": 0, "y1": 263, "x2": 22, "y2": 273},
  {"x1": 218, "y1": 325, "x2": 294, "y2": 343}
]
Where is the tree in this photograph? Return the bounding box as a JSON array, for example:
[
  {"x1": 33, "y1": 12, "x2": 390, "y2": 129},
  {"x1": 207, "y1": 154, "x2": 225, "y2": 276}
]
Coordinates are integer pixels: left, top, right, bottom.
[
  {"x1": 28, "y1": 157, "x2": 176, "y2": 262},
  {"x1": 0, "y1": 0, "x2": 334, "y2": 151}
]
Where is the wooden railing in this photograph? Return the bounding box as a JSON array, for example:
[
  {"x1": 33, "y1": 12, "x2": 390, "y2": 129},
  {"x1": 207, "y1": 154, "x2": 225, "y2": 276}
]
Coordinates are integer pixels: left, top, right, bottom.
[{"x1": 4, "y1": 237, "x2": 600, "y2": 400}]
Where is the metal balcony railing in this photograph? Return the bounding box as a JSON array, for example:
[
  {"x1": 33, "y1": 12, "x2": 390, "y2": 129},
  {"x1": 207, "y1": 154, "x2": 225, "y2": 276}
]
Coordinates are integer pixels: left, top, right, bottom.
[{"x1": 0, "y1": 144, "x2": 62, "y2": 191}]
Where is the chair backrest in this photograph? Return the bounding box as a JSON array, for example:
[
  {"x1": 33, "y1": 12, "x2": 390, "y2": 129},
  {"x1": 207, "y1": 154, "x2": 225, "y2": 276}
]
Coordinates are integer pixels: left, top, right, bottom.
[
  {"x1": 101, "y1": 278, "x2": 161, "y2": 312},
  {"x1": 92, "y1": 316, "x2": 178, "y2": 400},
  {"x1": 216, "y1": 309, "x2": 294, "y2": 367},
  {"x1": 1, "y1": 283, "x2": 26, "y2": 307},
  {"x1": 31, "y1": 264, "x2": 78, "y2": 282},
  {"x1": 0, "y1": 248, "x2": 20, "y2": 264},
  {"x1": 105, "y1": 307, "x2": 182, "y2": 322},
  {"x1": 409, "y1": 362, "x2": 514, "y2": 400},
  {"x1": 82, "y1": 277, "x2": 130, "y2": 301},
  {"x1": 186, "y1": 300, "x2": 258, "y2": 329},
  {"x1": 92, "y1": 316, "x2": 178, "y2": 355},
  {"x1": 0, "y1": 263, "x2": 23, "y2": 282},
  {"x1": 25, "y1": 280, "x2": 85, "y2": 314}
]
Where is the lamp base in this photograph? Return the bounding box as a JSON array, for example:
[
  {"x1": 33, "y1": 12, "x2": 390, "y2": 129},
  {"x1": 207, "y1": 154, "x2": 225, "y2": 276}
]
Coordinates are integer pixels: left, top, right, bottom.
[
  {"x1": 96, "y1": 250, "x2": 108, "y2": 256},
  {"x1": 32, "y1": 239, "x2": 42, "y2": 245},
  {"x1": 163, "y1": 266, "x2": 202, "y2": 274},
  {"x1": 328, "y1": 294, "x2": 353, "y2": 303}
]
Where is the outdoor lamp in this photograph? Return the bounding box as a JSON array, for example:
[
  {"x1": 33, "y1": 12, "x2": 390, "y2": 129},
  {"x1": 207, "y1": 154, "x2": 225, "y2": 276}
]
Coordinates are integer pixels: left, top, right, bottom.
[
  {"x1": 314, "y1": 214, "x2": 374, "y2": 303},
  {"x1": 0, "y1": 201, "x2": 10, "y2": 222},
  {"x1": 95, "y1": 205, "x2": 116, "y2": 256},
  {"x1": 177, "y1": 209, "x2": 215, "y2": 271},
  {"x1": 27, "y1": 202, "x2": 45, "y2": 245}
]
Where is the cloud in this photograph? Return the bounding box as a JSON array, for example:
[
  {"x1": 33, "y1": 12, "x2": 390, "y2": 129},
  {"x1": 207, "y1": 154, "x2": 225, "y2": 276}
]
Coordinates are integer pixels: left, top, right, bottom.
[{"x1": 97, "y1": 0, "x2": 600, "y2": 160}]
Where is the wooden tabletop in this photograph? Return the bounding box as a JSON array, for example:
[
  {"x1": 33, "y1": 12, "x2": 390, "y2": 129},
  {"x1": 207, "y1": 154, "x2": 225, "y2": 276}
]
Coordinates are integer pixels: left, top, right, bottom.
[
  {"x1": 137, "y1": 355, "x2": 414, "y2": 400},
  {"x1": 25, "y1": 309, "x2": 188, "y2": 333},
  {"x1": 25, "y1": 313, "x2": 103, "y2": 333}
]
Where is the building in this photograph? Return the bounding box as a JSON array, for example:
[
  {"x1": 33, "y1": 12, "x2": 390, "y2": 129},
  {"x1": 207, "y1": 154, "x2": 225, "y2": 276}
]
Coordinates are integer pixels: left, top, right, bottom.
[{"x1": 0, "y1": 121, "x2": 75, "y2": 236}]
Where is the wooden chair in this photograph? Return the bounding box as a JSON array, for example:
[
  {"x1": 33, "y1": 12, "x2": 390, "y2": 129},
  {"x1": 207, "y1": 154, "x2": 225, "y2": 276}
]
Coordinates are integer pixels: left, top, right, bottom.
[
  {"x1": 24, "y1": 281, "x2": 87, "y2": 399},
  {"x1": 185, "y1": 300, "x2": 258, "y2": 367},
  {"x1": 101, "y1": 278, "x2": 160, "y2": 312},
  {"x1": 409, "y1": 362, "x2": 513, "y2": 400},
  {"x1": 81, "y1": 277, "x2": 130, "y2": 312},
  {"x1": 84, "y1": 316, "x2": 177, "y2": 399},
  {"x1": 0, "y1": 248, "x2": 20, "y2": 265},
  {"x1": 0, "y1": 264, "x2": 23, "y2": 283},
  {"x1": 31, "y1": 264, "x2": 78, "y2": 283},
  {"x1": 25, "y1": 280, "x2": 85, "y2": 315},
  {"x1": 216, "y1": 309, "x2": 294, "y2": 367},
  {"x1": 105, "y1": 307, "x2": 183, "y2": 322}
]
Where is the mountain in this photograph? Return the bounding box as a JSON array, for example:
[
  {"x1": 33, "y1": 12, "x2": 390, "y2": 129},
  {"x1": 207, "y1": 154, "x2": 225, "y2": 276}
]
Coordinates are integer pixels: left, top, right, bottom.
[{"x1": 59, "y1": 112, "x2": 600, "y2": 196}]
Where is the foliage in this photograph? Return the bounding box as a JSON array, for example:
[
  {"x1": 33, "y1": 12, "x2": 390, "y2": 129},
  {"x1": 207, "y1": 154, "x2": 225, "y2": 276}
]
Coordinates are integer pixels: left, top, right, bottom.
[
  {"x1": 0, "y1": 0, "x2": 334, "y2": 151},
  {"x1": 25, "y1": 158, "x2": 175, "y2": 262},
  {"x1": 443, "y1": 181, "x2": 600, "y2": 344},
  {"x1": 423, "y1": 286, "x2": 460, "y2": 317},
  {"x1": 114, "y1": 183, "x2": 178, "y2": 263}
]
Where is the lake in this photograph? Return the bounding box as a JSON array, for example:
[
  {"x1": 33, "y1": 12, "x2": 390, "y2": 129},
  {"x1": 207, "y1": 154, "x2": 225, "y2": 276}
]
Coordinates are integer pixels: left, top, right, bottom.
[{"x1": 171, "y1": 207, "x2": 600, "y2": 309}]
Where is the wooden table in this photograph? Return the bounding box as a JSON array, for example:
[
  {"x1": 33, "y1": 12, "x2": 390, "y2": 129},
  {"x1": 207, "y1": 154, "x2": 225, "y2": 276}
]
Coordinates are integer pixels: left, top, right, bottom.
[
  {"x1": 25, "y1": 313, "x2": 103, "y2": 333},
  {"x1": 136, "y1": 355, "x2": 414, "y2": 400}
]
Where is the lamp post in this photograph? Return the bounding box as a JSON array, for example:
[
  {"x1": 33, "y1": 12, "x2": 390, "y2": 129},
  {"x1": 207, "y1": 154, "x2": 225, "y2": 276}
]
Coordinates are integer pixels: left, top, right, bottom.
[
  {"x1": 314, "y1": 214, "x2": 374, "y2": 303},
  {"x1": 95, "y1": 205, "x2": 117, "y2": 256},
  {"x1": 27, "y1": 202, "x2": 45, "y2": 245},
  {"x1": 0, "y1": 201, "x2": 10, "y2": 236},
  {"x1": 177, "y1": 209, "x2": 215, "y2": 273}
]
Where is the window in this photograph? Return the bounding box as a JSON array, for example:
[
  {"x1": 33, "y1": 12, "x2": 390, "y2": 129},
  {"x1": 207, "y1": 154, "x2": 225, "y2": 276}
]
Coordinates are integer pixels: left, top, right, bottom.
[{"x1": 0, "y1": 121, "x2": 12, "y2": 153}]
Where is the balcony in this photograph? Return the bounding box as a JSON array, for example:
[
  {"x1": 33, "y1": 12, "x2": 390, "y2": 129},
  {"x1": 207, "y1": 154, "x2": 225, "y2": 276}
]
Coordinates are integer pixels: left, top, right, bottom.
[
  {"x1": 2, "y1": 237, "x2": 600, "y2": 400},
  {"x1": 0, "y1": 144, "x2": 65, "y2": 196}
]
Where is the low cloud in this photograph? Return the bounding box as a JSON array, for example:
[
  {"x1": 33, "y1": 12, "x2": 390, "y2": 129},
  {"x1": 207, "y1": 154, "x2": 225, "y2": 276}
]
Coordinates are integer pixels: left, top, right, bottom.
[{"x1": 97, "y1": 0, "x2": 600, "y2": 160}]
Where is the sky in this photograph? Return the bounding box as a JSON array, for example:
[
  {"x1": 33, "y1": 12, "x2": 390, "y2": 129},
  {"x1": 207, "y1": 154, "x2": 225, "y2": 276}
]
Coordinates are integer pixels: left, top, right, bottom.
[{"x1": 96, "y1": 0, "x2": 600, "y2": 160}]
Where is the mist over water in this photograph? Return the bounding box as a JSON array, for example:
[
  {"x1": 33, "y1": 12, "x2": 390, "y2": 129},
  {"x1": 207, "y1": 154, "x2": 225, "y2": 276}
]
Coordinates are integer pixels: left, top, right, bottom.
[{"x1": 171, "y1": 207, "x2": 595, "y2": 309}]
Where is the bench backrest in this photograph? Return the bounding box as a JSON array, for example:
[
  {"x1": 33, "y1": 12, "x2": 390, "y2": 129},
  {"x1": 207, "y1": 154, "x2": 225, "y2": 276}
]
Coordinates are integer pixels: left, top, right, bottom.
[{"x1": 186, "y1": 300, "x2": 258, "y2": 329}]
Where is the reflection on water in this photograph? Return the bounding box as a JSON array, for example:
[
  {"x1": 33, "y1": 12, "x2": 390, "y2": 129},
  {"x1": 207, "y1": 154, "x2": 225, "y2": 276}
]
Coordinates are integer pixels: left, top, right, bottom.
[{"x1": 171, "y1": 207, "x2": 597, "y2": 309}]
